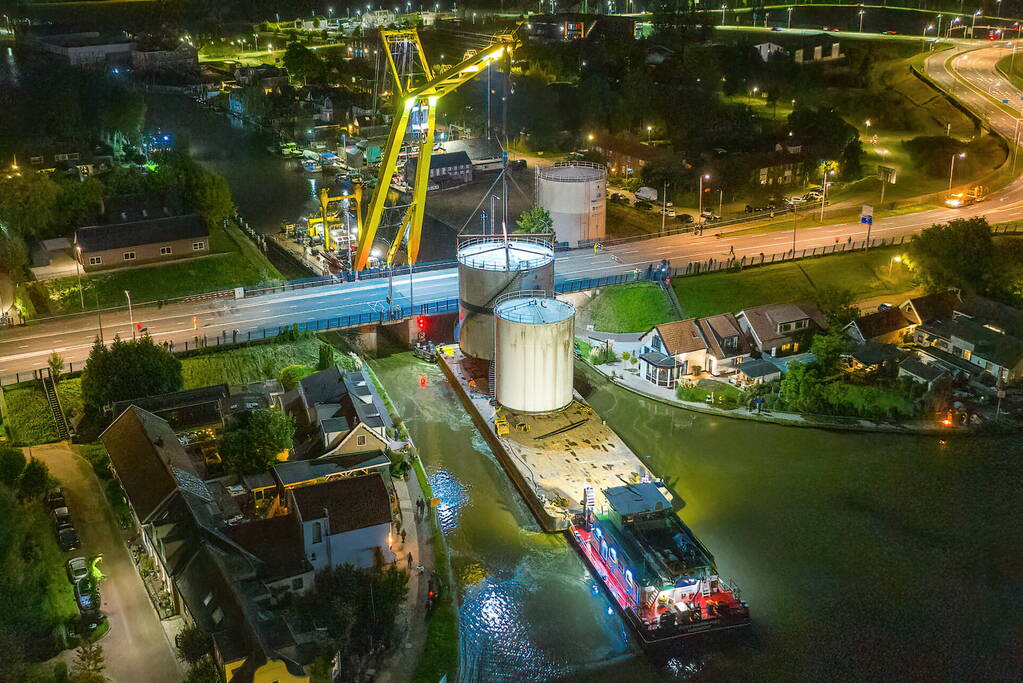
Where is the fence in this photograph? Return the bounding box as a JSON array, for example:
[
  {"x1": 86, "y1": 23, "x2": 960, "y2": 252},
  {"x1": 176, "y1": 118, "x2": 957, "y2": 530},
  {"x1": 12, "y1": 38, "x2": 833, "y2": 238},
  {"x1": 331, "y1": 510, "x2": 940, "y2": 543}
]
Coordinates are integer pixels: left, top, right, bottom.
[{"x1": 241, "y1": 258, "x2": 459, "y2": 298}]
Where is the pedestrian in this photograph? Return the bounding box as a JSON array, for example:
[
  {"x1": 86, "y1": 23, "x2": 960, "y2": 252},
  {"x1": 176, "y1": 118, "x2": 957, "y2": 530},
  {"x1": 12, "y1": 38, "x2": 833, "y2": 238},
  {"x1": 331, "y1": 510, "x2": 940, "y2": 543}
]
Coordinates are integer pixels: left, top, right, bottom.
[
  {"x1": 401, "y1": 529, "x2": 407, "y2": 544},
  {"x1": 847, "y1": 235, "x2": 853, "y2": 245},
  {"x1": 407, "y1": 552, "x2": 413, "y2": 568},
  {"x1": 728, "y1": 244, "x2": 734, "y2": 256}
]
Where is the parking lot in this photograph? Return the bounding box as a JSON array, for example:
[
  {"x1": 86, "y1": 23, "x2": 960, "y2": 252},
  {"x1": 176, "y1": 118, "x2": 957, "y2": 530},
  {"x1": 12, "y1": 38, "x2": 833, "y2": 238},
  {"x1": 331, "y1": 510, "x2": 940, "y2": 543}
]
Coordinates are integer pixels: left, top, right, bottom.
[{"x1": 29, "y1": 443, "x2": 181, "y2": 682}]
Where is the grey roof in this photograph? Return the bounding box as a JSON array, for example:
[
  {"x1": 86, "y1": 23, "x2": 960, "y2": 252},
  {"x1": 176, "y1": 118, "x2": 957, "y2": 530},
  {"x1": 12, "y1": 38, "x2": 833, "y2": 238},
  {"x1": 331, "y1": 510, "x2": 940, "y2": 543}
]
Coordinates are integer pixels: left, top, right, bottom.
[
  {"x1": 850, "y1": 341, "x2": 901, "y2": 367},
  {"x1": 320, "y1": 417, "x2": 350, "y2": 434},
  {"x1": 899, "y1": 357, "x2": 947, "y2": 383},
  {"x1": 75, "y1": 214, "x2": 208, "y2": 252},
  {"x1": 767, "y1": 352, "x2": 817, "y2": 372},
  {"x1": 604, "y1": 482, "x2": 672, "y2": 516},
  {"x1": 342, "y1": 371, "x2": 393, "y2": 430},
  {"x1": 290, "y1": 474, "x2": 391, "y2": 534},
  {"x1": 272, "y1": 453, "x2": 389, "y2": 487},
  {"x1": 956, "y1": 296, "x2": 1023, "y2": 338},
  {"x1": 298, "y1": 366, "x2": 347, "y2": 406},
  {"x1": 405, "y1": 150, "x2": 472, "y2": 174},
  {"x1": 638, "y1": 351, "x2": 678, "y2": 368},
  {"x1": 738, "y1": 359, "x2": 780, "y2": 378},
  {"x1": 739, "y1": 302, "x2": 825, "y2": 347},
  {"x1": 241, "y1": 471, "x2": 276, "y2": 491},
  {"x1": 848, "y1": 308, "x2": 913, "y2": 341}
]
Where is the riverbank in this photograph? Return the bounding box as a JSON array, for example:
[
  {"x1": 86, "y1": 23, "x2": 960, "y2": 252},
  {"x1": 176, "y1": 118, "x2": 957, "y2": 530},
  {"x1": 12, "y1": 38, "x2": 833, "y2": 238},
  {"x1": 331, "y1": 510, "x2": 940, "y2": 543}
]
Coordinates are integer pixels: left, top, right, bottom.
[{"x1": 583, "y1": 359, "x2": 969, "y2": 436}]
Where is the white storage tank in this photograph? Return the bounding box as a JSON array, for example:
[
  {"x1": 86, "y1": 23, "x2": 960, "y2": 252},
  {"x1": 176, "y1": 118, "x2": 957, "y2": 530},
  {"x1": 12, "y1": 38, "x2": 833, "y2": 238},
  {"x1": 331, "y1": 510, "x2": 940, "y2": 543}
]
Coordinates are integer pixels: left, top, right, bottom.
[
  {"x1": 536, "y1": 162, "x2": 606, "y2": 247},
  {"x1": 494, "y1": 295, "x2": 575, "y2": 413},
  {"x1": 457, "y1": 236, "x2": 555, "y2": 360}
]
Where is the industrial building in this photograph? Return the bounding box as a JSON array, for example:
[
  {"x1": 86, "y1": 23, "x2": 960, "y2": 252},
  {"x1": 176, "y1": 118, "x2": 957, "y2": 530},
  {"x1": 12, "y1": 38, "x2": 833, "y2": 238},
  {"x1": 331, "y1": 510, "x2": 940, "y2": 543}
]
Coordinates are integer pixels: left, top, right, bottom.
[{"x1": 494, "y1": 295, "x2": 575, "y2": 413}]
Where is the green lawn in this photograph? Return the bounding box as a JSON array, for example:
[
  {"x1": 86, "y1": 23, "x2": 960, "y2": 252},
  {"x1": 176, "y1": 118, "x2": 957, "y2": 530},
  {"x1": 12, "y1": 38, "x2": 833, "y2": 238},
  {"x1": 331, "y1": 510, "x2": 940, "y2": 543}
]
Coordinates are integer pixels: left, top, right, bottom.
[
  {"x1": 180, "y1": 337, "x2": 327, "y2": 389},
  {"x1": 587, "y1": 281, "x2": 677, "y2": 333},
  {"x1": 677, "y1": 379, "x2": 742, "y2": 409},
  {"x1": 673, "y1": 246, "x2": 915, "y2": 318},
  {"x1": 1, "y1": 385, "x2": 59, "y2": 445},
  {"x1": 55, "y1": 378, "x2": 83, "y2": 426}
]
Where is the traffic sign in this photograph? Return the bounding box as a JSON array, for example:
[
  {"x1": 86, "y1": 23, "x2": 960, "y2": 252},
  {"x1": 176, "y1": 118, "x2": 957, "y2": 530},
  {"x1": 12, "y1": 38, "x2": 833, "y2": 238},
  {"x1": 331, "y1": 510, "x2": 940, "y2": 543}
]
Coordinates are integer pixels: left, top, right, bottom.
[
  {"x1": 861, "y1": 204, "x2": 874, "y2": 217},
  {"x1": 860, "y1": 215, "x2": 873, "y2": 225},
  {"x1": 878, "y1": 165, "x2": 898, "y2": 184}
]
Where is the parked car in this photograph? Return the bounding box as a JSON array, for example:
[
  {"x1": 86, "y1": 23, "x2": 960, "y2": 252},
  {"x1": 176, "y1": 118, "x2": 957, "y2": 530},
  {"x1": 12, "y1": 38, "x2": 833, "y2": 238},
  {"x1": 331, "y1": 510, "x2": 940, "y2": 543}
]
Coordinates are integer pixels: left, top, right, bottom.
[
  {"x1": 786, "y1": 196, "x2": 806, "y2": 205},
  {"x1": 701, "y1": 209, "x2": 721, "y2": 220},
  {"x1": 803, "y1": 191, "x2": 823, "y2": 200},
  {"x1": 58, "y1": 527, "x2": 81, "y2": 552},
  {"x1": 676, "y1": 213, "x2": 695, "y2": 224},
  {"x1": 53, "y1": 506, "x2": 72, "y2": 531},
  {"x1": 878, "y1": 303, "x2": 894, "y2": 312},
  {"x1": 659, "y1": 207, "x2": 676, "y2": 217},
  {"x1": 74, "y1": 577, "x2": 98, "y2": 613},
  {"x1": 67, "y1": 556, "x2": 88, "y2": 583},
  {"x1": 634, "y1": 201, "x2": 653, "y2": 211},
  {"x1": 47, "y1": 488, "x2": 66, "y2": 510}
]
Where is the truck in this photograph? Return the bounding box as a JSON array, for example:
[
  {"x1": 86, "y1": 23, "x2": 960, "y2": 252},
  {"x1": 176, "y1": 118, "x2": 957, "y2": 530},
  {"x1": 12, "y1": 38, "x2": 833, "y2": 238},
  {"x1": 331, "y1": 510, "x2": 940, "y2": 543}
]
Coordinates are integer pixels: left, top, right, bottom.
[
  {"x1": 634, "y1": 186, "x2": 658, "y2": 202},
  {"x1": 945, "y1": 185, "x2": 987, "y2": 208}
]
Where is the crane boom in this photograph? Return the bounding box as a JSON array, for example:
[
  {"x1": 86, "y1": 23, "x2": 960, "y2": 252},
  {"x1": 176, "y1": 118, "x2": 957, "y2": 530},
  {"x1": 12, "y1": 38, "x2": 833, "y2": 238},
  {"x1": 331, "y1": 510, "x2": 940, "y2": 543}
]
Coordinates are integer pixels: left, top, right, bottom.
[{"x1": 354, "y1": 27, "x2": 518, "y2": 271}]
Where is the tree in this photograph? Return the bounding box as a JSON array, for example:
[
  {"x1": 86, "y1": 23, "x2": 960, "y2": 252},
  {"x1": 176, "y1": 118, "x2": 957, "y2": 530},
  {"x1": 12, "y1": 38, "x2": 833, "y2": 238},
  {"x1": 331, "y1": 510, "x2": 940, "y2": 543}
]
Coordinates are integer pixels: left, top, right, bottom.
[
  {"x1": 907, "y1": 217, "x2": 1000, "y2": 298},
  {"x1": 219, "y1": 408, "x2": 295, "y2": 474},
  {"x1": 80, "y1": 336, "x2": 182, "y2": 416},
  {"x1": 0, "y1": 172, "x2": 62, "y2": 238},
  {"x1": 0, "y1": 227, "x2": 29, "y2": 281},
  {"x1": 779, "y1": 361, "x2": 824, "y2": 413},
  {"x1": 279, "y1": 364, "x2": 313, "y2": 391},
  {"x1": 813, "y1": 285, "x2": 859, "y2": 328},
  {"x1": 0, "y1": 447, "x2": 25, "y2": 487},
  {"x1": 188, "y1": 171, "x2": 234, "y2": 227},
  {"x1": 48, "y1": 352, "x2": 64, "y2": 383},
  {"x1": 175, "y1": 625, "x2": 212, "y2": 665},
  {"x1": 317, "y1": 344, "x2": 335, "y2": 371},
  {"x1": 515, "y1": 205, "x2": 553, "y2": 235},
  {"x1": 71, "y1": 642, "x2": 105, "y2": 677},
  {"x1": 18, "y1": 457, "x2": 49, "y2": 500},
  {"x1": 283, "y1": 41, "x2": 323, "y2": 82},
  {"x1": 810, "y1": 331, "x2": 848, "y2": 375},
  {"x1": 183, "y1": 656, "x2": 219, "y2": 683}
]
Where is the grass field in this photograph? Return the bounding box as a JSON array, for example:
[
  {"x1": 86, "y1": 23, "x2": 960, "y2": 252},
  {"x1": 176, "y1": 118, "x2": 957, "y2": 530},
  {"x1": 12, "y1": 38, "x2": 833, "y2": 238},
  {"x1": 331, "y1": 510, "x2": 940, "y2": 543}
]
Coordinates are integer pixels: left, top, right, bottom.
[
  {"x1": 587, "y1": 281, "x2": 677, "y2": 332},
  {"x1": 180, "y1": 337, "x2": 327, "y2": 389},
  {"x1": 673, "y1": 246, "x2": 916, "y2": 318},
  {"x1": 1, "y1": 385, "x2": 59, "y2": 445}
]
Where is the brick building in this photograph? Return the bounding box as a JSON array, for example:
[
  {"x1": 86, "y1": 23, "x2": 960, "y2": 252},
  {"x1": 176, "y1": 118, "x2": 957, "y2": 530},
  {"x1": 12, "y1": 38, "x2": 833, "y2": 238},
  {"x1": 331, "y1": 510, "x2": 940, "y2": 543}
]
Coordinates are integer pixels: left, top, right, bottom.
[{"x1": 75, "y1": 214, "x2": 209, "y2": 271}]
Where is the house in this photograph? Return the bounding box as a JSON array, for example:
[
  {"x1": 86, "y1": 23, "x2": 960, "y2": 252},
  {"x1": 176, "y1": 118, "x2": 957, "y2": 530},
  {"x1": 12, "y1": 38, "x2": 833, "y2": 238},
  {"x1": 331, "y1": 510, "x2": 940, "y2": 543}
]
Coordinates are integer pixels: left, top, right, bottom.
[
  {"x1": 844, "y1": 307, "x2": 914, "y2": 344},
  {"x1": 16, "y1": 141, "x2": 114, "y2": 176},
  {"x1": 234, "y1": 65, "x2": 289, "y2": 91},
  {"x1": 794, "y1": 35, "x2": 843, "y2": 64},
  {"x1": 734, "y1": 359, "x2": 782, "y2": 385},
  {"x1": 695, "y1": 313, "x2": 752, "y2": 375},
  {"x1": 131, "y1": 35, "x2": 198, "y2": 74},
  {"x1": 288, "y1": 474, "x2": 395, "y2": 571},
  {"x1": 735, "y1": 303, "x2": 826, "y2": 357},
  {"x1": 435, "y1": 137, "x2": 506, "y2": 173},
  {"x1": 285, "y1": 366, "x2": 393, "y2": 459},
  {"x1": 592, "y1": 133, "x2": 662, "y2": 176},
  {"x1": 74, "y1": 214, "x2": 209, "y2": 271},
  {"x1": 900, "y1": 291, "x2": 960, "y2": 326},
  {"x1": 754, "y1": 42, "x2": 786, "y2": 62},
  {"x1": 898, "y1": 356, "x2": 949, "y2": 390},
  {"x1": 404, "y1": 151, "x2": 473, "y2": 188},
  {"x1": 110, "y1": 380, "x2": 284, "y2": 432},
  {"x1": 638, "y1": 319, "x2": 708, "y2": 388},
  {"x1": 915, "y1": 313, "x2": 1023, "y2": 383},
  {"x1": 100, "y1": 406, "x2": 314, "y2": 680},
  {"x1": 33, "y1": 31, "x2": 133, "y2": 67},
  {"x1": 753, "y1": 144, "x2": 804, "y2": 187},
  {"x1": 846, "y1": 341, "x2": 901, "y2": 373}
]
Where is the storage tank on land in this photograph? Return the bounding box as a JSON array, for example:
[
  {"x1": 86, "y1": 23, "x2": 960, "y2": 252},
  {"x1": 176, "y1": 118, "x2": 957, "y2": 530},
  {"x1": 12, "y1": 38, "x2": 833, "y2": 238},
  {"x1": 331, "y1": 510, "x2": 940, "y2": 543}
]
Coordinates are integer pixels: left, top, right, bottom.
[
  {"x1": 536, "y1": 162, "x2": 606, "y2": 247},
  {"x1": 494, "y1": 294, "x2": 575, "y2": 413},
  {"x1": 457, "y1": 236, "x2": 555, "y2": 360}
]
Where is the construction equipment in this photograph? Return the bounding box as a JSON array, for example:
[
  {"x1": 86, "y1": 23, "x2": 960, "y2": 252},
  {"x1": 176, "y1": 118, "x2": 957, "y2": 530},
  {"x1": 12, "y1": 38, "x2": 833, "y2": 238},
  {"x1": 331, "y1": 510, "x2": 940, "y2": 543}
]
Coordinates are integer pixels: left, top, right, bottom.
[
  {"x1": 945, "y1": 185, "x2": 987, "y2": 208},
  {"x1": 307, "y1": 186, "x2": 363, "y2": 253},
  {"x1": 494, "y1": 417, "x2": 510, "y2": 436},
  {"x1": 354, "y1": 26, "x2": 520, "y2": 271}
]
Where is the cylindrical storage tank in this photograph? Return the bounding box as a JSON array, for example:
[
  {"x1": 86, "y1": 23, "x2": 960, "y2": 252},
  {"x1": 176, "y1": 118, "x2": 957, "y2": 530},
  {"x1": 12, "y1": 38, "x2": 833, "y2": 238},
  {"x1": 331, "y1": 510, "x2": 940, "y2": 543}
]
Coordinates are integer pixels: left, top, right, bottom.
[
  {"x1": 536, "y1": 162, "x2": 606, "y2": 247},
  {"x1": 457, "y1": 238, "x2": 554, "y2": 360},
  {"x1": 494, "y1": 296, "x2": 575, "y2": 413}
]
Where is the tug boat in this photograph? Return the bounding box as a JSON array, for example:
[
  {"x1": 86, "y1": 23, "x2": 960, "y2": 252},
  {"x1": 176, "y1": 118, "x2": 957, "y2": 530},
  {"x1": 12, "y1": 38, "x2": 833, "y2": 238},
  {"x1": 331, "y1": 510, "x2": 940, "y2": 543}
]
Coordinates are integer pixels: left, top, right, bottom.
[{"x1": 568, "y1": 482, "x2": 750, "y2": 647}]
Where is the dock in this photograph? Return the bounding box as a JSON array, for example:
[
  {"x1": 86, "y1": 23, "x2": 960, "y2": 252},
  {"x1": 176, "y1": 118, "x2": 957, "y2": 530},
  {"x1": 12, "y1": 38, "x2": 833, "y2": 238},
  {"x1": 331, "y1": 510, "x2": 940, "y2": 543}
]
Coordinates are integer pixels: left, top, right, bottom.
[{"x1": 437, "y1": 345, "x2": 663, "y2": 533}]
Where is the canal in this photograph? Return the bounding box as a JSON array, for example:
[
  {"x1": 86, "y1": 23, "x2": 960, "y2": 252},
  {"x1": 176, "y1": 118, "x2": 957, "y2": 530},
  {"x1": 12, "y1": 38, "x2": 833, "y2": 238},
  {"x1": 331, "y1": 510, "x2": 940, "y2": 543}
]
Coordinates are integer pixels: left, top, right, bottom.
[
  {"x1": 145, "y1": 95, "x2": 461, "y2": 264},
  {"x1": 373, "y1": 352, "x2": 1022, "y2": 682}
]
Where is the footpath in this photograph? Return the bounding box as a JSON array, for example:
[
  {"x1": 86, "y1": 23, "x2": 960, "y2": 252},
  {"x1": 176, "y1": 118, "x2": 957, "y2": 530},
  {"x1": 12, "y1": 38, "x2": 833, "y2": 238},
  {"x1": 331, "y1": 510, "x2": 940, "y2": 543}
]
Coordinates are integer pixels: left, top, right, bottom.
[{"x1": 588, "y1": 361, "x2": 966, "y2": 436}]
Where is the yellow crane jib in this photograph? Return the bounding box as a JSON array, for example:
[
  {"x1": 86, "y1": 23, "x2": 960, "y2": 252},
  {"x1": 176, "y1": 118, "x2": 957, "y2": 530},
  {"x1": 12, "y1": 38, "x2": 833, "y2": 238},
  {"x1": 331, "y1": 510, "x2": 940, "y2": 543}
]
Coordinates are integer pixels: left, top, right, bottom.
[
  {"x1": 308, "y1": 185, "x2": 363, "y2": 252},
  {"x1": 354, "y1": 27, "x2": 520, "y2": 272}
]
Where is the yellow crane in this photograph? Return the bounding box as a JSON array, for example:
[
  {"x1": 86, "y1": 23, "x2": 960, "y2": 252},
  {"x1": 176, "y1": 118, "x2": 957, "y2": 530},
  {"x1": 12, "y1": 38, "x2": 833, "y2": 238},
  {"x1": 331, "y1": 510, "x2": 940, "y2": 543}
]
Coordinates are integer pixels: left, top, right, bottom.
[
  {"x1": 307, "y1": 185, "x2": 363, "y2": 253},
  {"x1": 353, "y1": 26, "x2": 519, "y2": 271}
]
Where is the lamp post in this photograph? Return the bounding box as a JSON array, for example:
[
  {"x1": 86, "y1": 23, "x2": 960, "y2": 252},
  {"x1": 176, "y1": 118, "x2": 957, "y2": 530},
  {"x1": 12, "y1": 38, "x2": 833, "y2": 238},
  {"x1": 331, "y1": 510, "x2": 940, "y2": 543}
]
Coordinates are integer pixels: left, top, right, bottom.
[
  {"x1": 971, "y1": 10, "x2": 981, "y2": 39},
  {"x1": 661, "y1": 183, "x2": 670, "y2": 234},
  {"x1": 948, "y1": 152, "x2": 965, "y2": 195},
  {"x1": 125, "y1": 290, "x2": 135, "y2": 340},
  {"x1": 923, "y1": 24, "x2": 933, "y2": 49},
  {"x1": 646, "y1": 125, "x2": 652, "y2": 144},
  {"x1": 858, "y1": 9, "x2": 865, "y2": 33},
  {"x1": 787, "y1": 6, "x2": 792, "y2": 29},
  {"x1": 997, "y1": 0, "x2": 1002, "y2": 17},
  {"x1": 888, "y1": 255, "x2": 902, "y2": 277},
  {"x1": 74, "y1": 246, "x2": 85, "y2": 310},
  {"x1": 820, "y1": 170, "x2": 835, "y2": 222},
  {"x1": 936, "y1": 14, "x2": 943, "y2": 39},
  {"x1": 698, "y1": 174, "x2": 710, "y2": 219}
]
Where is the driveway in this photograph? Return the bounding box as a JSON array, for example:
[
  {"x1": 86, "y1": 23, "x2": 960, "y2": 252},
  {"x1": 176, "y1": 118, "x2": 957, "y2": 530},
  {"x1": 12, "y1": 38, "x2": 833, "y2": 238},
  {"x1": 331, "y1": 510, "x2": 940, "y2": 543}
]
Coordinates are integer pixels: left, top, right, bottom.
[{"x1": 29, "y1": 443, "x2": 182, "y2": 683}]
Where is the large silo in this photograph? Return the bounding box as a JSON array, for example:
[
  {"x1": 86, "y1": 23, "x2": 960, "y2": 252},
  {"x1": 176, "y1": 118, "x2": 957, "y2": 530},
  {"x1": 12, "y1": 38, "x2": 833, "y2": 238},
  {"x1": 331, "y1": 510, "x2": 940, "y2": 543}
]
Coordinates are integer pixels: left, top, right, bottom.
[
  {"x1": 457, "y1": 236, "x2": 555, "y2": 360},
  {"x1": 536, "y1": 162, "x2": 606, "y2": 247},
  {"x1": 494, "y1": 295, "x2": 575, "y2": 413}
]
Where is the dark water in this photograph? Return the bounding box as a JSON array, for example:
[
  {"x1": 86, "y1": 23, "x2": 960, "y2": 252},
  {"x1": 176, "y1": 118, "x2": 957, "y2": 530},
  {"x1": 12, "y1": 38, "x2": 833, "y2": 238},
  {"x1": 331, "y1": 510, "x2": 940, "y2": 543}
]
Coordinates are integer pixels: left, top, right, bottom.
[
  {"x1": 373, "y1": 353, "x2": 1023, "y2": 683},
  {"x1": 144, "y1": 95, "x2": 459, "y2": 263}
]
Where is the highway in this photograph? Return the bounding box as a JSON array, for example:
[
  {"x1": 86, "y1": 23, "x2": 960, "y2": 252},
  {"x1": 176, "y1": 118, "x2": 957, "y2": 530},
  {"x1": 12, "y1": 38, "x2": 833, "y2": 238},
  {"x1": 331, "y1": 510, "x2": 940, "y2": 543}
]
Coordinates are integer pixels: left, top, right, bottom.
[{"x1": 1, "y1": 38, "x2": 1022, "y2": 379}]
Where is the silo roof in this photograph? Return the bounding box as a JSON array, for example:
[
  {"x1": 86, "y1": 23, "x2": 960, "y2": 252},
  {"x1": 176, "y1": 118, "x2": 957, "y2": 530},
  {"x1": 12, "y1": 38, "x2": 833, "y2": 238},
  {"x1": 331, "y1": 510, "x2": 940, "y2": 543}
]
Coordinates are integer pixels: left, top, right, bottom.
[
  {"x1": 457, "y1": 239, "x2": 553, "y2": 271},
  {"x1": 495, "y1": 297, "x2": 575, "y2": 324}
]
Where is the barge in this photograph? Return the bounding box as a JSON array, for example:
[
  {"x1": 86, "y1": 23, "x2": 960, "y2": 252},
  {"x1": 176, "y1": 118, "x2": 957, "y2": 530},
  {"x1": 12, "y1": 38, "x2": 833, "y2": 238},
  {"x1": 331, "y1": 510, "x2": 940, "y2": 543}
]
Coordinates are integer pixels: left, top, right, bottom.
[{"x1": 569, "y1": 482, "x2": 750, "y2": 646}]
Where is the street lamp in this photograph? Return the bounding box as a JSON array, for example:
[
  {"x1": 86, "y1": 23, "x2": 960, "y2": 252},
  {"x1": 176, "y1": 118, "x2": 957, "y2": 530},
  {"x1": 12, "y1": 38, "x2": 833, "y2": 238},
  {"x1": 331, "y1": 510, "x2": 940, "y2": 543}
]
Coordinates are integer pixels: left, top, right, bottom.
[
  {"x1": 858, "y1": 9, "x2": 865, "y2": 33},
  {"x1": 749, "y1": 85, "x2": 758, "y2": 105},
  {"x1": 888, "y1": 255, "x2": 903, "y2": 277},
  {"x1": 971, "y1": 10, "x2": 981, "y2": 38},
  {"x1": 787, "y1": 6, "x2": 792, "y2": 29},
  {"x1": 923, "y1": 24, "x2": 933, "y2": 49},
  {"x1": 74, "y1": 246, "x2": 85, "y2": 310},
  {"x1": 820, "y1": 169, "x2": 835, "y2": 221},
  {"x1": 698, "y1": 173, "x2": 710, "y2": 219},
  {"x1": 646, "y1": 125, "x2": 652, "y2": 144},
  {"x1": 125, "y1": 290, "x2": 135, "y2": 340},
  {"x1": 948, "y1": 152, "x2": 965, "y2": 195}
]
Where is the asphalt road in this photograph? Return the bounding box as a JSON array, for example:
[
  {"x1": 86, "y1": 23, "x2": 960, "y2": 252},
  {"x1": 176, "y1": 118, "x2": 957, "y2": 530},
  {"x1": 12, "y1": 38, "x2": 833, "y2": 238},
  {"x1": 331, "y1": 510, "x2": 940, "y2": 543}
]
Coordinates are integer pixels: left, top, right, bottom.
[
  {"x1": 31, "y1": 444, "x2": 182, "y2": 683},
  {"x1": 2, "y1": 39, "x2": 1022, "y2": 379}
]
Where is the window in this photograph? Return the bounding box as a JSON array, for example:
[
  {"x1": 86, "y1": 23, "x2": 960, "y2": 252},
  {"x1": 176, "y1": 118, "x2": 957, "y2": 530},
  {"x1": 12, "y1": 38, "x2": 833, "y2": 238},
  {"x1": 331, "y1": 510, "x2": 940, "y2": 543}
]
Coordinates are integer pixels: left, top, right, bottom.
[
  {"x1": 312, "y1": 521, "x2": 323, "y2": 544},
  {"x1": 192, "y1": 241, "x2": 206, "y2": 251},
  {"x1": 292, "y1": 577, "x2": 304, "y2": 590},
  {"x1": 123, "y1": 251, "x2": 136, "y2": 261},
  {"x1": 30, "y1": 156, "x2": 43, "y2": 165},
  {"x1": 211, "y1": 607, "x2": 224, "y2": 625},
  {"x1": 625, "y1": 569, "x2": 633, "y2": 586},
  {"x1": 202, "y1": 591, "x2": 214, "y2": 606},
  {"x1": 88, "y1": 256, "x2": 102, "y2": 266},
  {"x1": 159, "y1": 246, "x2": 172, "y2": 255},
  {"x1": 609, "y1": 547, "x2": 618, "y2": 566},
  {"x1": 67, "y1": 153, "x2": 80, "y2": 161},
  {"x1": 356, "y1": 434, "x2": 366, "y2": 446}
]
